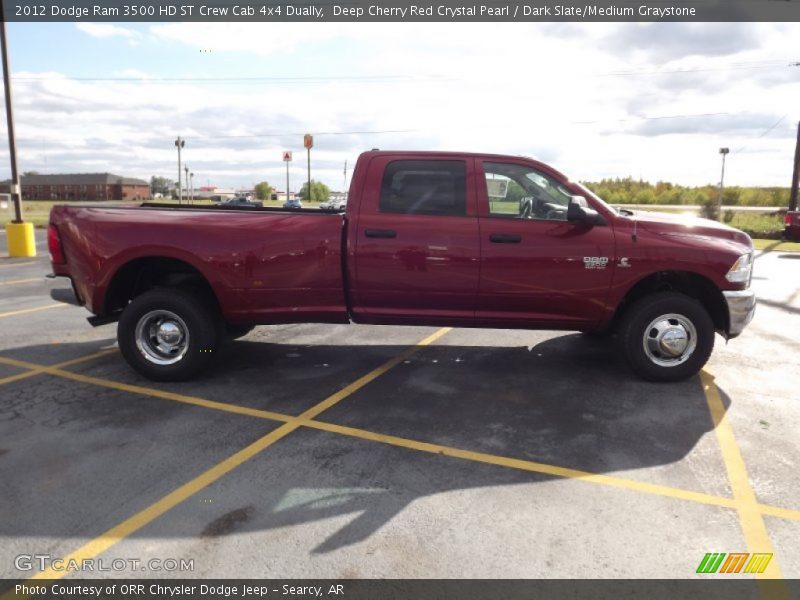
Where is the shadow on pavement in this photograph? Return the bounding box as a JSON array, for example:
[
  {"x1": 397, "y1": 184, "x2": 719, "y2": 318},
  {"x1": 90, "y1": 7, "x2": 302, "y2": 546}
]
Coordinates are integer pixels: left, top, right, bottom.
[{"x1": 0, "y1": 333, "x2": 730, "y2": 555}]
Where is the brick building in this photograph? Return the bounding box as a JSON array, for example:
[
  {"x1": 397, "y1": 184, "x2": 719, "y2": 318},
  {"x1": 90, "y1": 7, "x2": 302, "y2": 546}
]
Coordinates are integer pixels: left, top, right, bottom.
[{"x1": 13, "y1": 173, "x2": 151, "y2": 201}]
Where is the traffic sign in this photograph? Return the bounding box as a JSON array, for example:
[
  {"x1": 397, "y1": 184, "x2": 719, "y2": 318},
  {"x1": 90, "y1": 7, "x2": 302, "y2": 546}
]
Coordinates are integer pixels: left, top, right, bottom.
[
  {"x1": 282, "y1": 151, "x2": 293, "y2": 162},
  {"x1": 304, "y1": 134, "x2": 314, "y2": 149}
]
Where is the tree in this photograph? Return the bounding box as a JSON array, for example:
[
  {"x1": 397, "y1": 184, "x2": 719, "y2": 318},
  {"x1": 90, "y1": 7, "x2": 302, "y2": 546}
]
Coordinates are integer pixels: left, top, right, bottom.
[
  {"x1": 254, "y1": 181, "x2": 273, "y2": 201},
  {"x1": 298, "y1": 180, "x2": 331, "y2": 202},
  {"x1": 150, "y1": 176, "x2": 174, "y2": 196}
]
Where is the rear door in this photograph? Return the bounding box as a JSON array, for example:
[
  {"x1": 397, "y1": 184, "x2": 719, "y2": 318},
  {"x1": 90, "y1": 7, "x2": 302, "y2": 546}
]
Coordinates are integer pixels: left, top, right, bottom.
[
  {"x1": 476, "y1": 159, "x2": 616, "y2": 328},
  {"x1": 350, "y1": 155, "x2": 480, "y2": 323}
]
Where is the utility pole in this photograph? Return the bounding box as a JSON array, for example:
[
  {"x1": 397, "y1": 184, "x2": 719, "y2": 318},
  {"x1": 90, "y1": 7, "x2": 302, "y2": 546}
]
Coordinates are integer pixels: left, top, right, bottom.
[
  {"x1": 190, "y1": 171, "x2": 194, "y2": 204},
  {"x1": 304, "y1": 134, "x2": 313, "y2": 202},
  {"x1": 1, "y1": 10, "x2": 35, "y2": 256},
  {"x1": 789, "y1": 121, "x2": 800, "y2": 212},
  {"x1": 175, "y1": 137, "x2": 185, "y2": 204},
  {"x1": 343, "y1": 160, "x2": 348, "y2": 198},
  {"x1": 184, "y1": 165, "x2": 189, "y2": 204},
  {"x1": 717, "y1": 147, "x2": 729, "y2": 220}
]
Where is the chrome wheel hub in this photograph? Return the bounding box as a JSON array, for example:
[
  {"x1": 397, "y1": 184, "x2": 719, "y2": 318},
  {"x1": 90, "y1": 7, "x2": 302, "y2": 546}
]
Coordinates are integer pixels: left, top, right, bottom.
[
  {"x1": 135, "y1": 310, "x2": 190, "y2": 366},
  {"x1": 642, "y1": 313, "x2": 697, "y2": 367}
]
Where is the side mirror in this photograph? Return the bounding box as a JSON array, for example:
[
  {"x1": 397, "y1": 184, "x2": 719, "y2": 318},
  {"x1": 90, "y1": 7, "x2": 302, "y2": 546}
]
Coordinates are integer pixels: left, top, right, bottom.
[{"x1": 567, "y1": 195, "x2": 600, "y2": 224}]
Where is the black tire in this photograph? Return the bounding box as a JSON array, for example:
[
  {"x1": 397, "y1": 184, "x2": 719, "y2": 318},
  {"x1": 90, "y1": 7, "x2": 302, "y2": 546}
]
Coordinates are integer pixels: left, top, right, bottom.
[
  {"x1": 226, "y1": 324, "x2": 256, "y2": 340},
  {"x1": 117, "y1": 288, "x2": 220, "y2": 381},
  {"x1": 618, "y1": 292, "x2": 715, "y2": 382}
]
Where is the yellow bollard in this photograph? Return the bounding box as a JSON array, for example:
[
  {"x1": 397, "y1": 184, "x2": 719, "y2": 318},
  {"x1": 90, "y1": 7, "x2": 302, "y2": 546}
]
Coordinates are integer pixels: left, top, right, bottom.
[{"x1": 5, "y1": 221, "x2": 36, "y2": 257}]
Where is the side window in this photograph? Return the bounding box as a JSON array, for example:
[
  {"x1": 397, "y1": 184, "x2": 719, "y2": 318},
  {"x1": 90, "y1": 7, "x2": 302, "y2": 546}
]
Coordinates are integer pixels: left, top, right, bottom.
[
  {"x1": 379, "y1": 160, "x2": 466, "y2": 216},
  {"x1": 484, "y1": 162, "x2": 572, "y2": 221}
]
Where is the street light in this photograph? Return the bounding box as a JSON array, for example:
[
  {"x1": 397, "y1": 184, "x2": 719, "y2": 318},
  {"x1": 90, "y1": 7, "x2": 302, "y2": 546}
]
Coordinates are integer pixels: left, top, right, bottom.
[
  {"x1": 189, "y1": 172, "x2": 194, "y2": 204},
  {"x1": 184, "y1": 165, "x2": 189, "y2": 204},
  {"x1": 717, "y1": 147, "x2": 729, "y2": 220},
  {"x1": 175, "y1": 137, "x2": 185, "y2": 204}
]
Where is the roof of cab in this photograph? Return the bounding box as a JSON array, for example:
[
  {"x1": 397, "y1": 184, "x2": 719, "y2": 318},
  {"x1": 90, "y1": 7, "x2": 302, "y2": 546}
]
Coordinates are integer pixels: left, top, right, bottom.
[{"x1": 357, "y1": 150, "x2": 567, "y2": 180}]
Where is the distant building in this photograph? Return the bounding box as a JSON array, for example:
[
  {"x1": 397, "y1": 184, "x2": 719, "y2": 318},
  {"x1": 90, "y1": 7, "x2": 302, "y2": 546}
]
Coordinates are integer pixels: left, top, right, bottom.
[
  {"x1": 11, "y1": 173, "x2": 151, "y2": 201},
  {"x1": 193, "y1": 187, "x2": 236, "y2": 201}
]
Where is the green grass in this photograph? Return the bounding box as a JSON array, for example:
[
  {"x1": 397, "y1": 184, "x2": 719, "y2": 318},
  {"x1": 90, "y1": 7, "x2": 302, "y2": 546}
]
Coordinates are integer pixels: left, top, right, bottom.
[{"x1": 751, "y1": 239, "x2": 800, "y2": 252}]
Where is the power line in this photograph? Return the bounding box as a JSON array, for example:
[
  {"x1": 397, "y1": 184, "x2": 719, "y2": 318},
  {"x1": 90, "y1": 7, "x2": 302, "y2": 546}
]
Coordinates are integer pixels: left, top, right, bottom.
[{"x1": 733, "y1": 114, "x2": 789, "y2": 154}]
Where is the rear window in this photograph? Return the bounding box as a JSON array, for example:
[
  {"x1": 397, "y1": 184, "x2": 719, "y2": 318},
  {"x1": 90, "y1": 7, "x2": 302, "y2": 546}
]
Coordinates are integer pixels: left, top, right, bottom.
[{"x1": 379, "y1": 160, "x2": 466, "y2": 216}]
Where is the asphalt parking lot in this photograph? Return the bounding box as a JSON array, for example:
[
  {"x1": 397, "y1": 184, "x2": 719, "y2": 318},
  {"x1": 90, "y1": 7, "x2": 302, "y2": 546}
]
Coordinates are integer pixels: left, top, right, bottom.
[{"x1": 1, "y1": 230, "x2": 799, "y2": 582}]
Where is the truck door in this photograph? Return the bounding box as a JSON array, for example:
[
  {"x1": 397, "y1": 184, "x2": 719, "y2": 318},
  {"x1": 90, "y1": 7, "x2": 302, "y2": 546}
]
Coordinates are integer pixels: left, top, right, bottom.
[
  {"x1": 350, "y1": 156, "x2": 480, "y2": 324},
  {"x1": 475, "y1": 159, "x2": 616, "y2": 328}
]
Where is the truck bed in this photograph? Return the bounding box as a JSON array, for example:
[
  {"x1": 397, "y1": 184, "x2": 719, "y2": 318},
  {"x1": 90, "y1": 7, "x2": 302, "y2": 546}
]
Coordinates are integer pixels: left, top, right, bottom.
[{"x1": 50, "y1": 203, "x2": 349, "y2": 324}]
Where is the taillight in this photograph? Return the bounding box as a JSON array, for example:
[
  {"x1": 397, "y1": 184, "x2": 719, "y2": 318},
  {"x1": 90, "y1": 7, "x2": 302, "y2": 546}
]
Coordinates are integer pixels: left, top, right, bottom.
[
  {"x1": 786, "y1": 213, "x2": 792, "y2": 225},
  {"x1": 48, "y1": 224, "x2": 65, "y2": 264}
]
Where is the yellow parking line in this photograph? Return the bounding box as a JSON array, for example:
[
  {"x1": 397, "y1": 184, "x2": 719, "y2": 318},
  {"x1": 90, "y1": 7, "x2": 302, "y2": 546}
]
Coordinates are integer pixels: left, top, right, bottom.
[
  {"x1": 760, "y1": 504, "x2": 800, "y2": 522},
  {"x1": 0, "y1": 278, "x2": 41, "y2": 286},
  {"x1": 0, "y1": 303, "x2": 65, "y2": 319},
  {"x1": 7, "y1": 344, "x2": 800, "y2": 527},
  {"x1": 0, "y1": 349, "x2": 117, "y2": 387},
  {"x1": 50, "y1": 368, "x2": 295, "y2": 423},
  {"x1": 21, "y1": 327, "x2": 452, "y2": 581},
  {"x1": 28, "y1": 423, "x2": 302, "y2": 581},
  {"x1": 700, "y1": 370, "x2": 786, "y2": 593},
  {"x1": 303, "y1": 418, "x2": 742, "y2": 510}
]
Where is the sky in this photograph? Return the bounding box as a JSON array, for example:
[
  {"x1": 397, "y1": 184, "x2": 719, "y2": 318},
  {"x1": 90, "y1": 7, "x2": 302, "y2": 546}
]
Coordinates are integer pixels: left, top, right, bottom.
[{"x1": 1, "y1": 22, "x2": 798, "y2": 192}]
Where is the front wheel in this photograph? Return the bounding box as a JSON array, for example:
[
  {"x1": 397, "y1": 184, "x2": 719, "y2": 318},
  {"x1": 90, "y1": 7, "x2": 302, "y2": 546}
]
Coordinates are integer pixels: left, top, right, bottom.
[
  {"x1": 118, "y1": 288, "x2": 220, "y2": 381},
  {"x1": 618, "y1": 292, "x2": 715, "y2": 382}
]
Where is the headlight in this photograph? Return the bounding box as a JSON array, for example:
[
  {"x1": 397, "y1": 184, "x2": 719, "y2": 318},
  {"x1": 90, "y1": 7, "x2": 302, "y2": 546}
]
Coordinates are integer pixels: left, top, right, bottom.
[{"x1": 725, "y1": 253, "x2": 753, "y2": 284}]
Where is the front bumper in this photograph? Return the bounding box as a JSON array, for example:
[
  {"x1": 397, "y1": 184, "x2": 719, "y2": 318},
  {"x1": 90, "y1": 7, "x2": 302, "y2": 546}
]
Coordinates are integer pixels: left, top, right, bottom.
[{"x1": 723, "y1": 289, "x2": 756, "y2": 338}]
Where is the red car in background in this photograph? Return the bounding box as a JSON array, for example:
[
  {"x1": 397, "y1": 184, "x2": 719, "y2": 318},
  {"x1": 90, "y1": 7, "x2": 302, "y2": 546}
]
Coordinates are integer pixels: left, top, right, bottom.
[{"x1": 785, "y1": 210, "x2": 800, "y2": 241}]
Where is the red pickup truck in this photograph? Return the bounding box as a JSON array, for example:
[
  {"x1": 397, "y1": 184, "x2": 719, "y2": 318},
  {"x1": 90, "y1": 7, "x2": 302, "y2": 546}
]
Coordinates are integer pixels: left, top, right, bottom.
[{"x1": 49, "y1": 150, "x2": 755, "y2": 382}]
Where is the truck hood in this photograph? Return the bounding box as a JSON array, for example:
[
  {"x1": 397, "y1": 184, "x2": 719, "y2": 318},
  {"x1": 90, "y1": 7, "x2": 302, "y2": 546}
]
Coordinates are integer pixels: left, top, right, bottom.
[{"x1": 630, "y1": 210, "x2": 752, "y2": 247}]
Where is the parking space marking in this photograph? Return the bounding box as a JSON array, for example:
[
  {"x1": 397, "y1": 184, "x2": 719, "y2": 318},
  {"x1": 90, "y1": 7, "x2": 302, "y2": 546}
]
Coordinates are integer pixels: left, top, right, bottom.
[
  {"x1": 0, "y1": 303, "x2": 65, "y2": 319},
  {"x1": 301, "y1": 418, "x2": 742, "y2": 510},
  {"x1": 0, "y1": 278, "x2": 41, "y2": 286},
  {"x1": 18, "y1": 327, "x2": 452, "y2": 581},
  {"x1": 701, "y1": 370, "x2": 785, "y2": 587},
  {"x1": 6, "y1": 345, "x2": 800, "y2": 529},
  {"x1": 6, "y1": 332, "x2": 800, "y2": 585},
  {"x1": 0, "y1": 349, "x2": 117, "y2": 386},
  {"x1": 0, "y1": 261, "x2": 36, "y2": 269},
  {"x1": 27, "y1": 423, "x2": 304, "y2": 581}
]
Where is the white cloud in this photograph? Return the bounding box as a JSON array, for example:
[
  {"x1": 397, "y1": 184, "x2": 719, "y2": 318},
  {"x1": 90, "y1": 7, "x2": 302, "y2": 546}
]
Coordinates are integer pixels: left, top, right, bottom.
[{"x1": 75, "y1": 23, "x2": 142, "y2": 44}]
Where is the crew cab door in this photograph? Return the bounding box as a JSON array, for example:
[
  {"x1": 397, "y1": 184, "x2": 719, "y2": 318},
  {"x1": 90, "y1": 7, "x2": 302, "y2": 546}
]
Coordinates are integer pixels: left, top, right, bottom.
[
  {"x1": 476, "y1": 159, "x2": 616, "y2": 328},
  {"x1": 350, "y1": 156, "x2": 480, "y2": 324}
]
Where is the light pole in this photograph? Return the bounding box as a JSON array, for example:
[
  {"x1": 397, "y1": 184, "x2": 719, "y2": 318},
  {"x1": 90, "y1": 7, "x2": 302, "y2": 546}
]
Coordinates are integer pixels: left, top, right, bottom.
[
  {"x1": 175, "y1": 137, "x2": 185, "y2": 204},
  {"x1": 184, "y1": 165, "x2": 189, "y2": 204},
  {"x1": 717, "y1": 147, "x2": 729, "y2": 220},
  {"x1": 189, "y1": 172, "x2": 194, "y2": 204},
  {"x1": 1, "y1": 8, "x2": 35, "y2": 256}
]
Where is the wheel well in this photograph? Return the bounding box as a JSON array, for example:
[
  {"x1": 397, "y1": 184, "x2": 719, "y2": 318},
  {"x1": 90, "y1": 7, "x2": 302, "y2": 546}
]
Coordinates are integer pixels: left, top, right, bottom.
[
  {"x1": 613, "y1": 271, "x2": 728, "y2": 333},
  {"x1": 105, "y1": 257, "x2": 221, "y2": 316}
]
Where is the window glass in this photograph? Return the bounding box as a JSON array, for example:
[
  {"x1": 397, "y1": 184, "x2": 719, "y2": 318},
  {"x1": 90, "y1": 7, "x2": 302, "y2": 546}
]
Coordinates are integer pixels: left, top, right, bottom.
[
  {"x1": 380, "y1": 160, "x2": 466, "y2": 216},
  {"x1": 484, "y1": 162, "x2": 572, "y2": 221}
]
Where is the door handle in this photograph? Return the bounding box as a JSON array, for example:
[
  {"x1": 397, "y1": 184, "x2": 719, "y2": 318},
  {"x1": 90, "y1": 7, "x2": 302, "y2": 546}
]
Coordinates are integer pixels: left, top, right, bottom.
[
  {"x1": 490, "y1": 233, "x2": 522, "y2": 243},
  {"x1": 365, "y1": 228, "x2": 397, "y2": 239}
]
